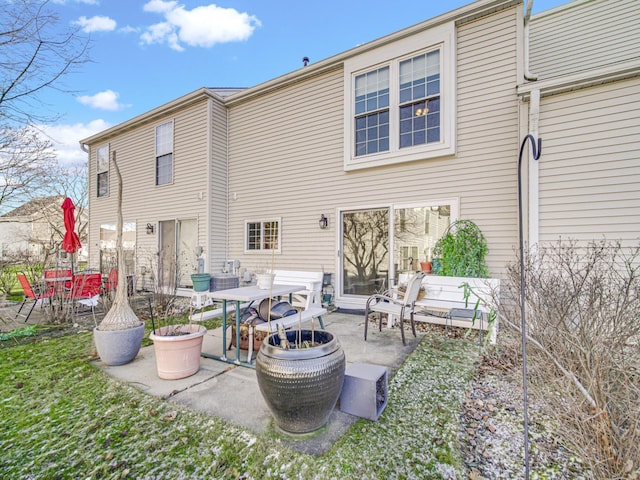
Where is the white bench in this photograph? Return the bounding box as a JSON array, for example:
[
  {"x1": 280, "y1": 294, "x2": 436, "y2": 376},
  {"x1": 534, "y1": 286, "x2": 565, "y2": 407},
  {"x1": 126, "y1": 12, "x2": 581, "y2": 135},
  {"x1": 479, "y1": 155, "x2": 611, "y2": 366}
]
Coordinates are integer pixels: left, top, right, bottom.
[
  {"x1": 398, "y1": 274, "x2": 500, "y2": 344},
  {"x1": 246, "y1": 270, "x2": 328, "y2": 360},
  {"x1": 254, "y1": 270, "x2": 327, "y2": 333}
]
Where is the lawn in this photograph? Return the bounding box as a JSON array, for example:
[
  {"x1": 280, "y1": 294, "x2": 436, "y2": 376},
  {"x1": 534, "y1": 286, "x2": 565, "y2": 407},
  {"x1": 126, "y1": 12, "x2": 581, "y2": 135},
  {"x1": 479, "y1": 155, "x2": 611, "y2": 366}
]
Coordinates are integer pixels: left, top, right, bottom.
[{"x1": 0, "y1": 324, "x2": 479, "y2": 479}]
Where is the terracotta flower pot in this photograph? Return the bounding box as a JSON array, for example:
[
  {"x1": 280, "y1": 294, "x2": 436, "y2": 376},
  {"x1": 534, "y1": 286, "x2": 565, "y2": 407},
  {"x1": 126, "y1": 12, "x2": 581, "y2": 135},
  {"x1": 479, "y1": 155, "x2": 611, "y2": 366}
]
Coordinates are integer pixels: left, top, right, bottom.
[{"x1": 149, "y1": 324, "x2": 207, "y2": 380}]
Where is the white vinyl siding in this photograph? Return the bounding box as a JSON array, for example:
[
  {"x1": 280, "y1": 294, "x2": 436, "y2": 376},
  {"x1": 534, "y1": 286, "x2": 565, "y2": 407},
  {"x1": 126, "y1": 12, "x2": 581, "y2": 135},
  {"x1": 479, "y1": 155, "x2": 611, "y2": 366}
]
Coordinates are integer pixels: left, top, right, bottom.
[
  {"x1": 227, "y1": 6, "x2": 519, "y2": 278},
  {"x1": 530, "y1": 0, "x2": 640, "y2": 80},
  {"x1": 209, "y1": 99, "x2": 229, "y2": 272},
  {"x1": 87, "y1": 99, "x2": 211, "y2": 272},
  {"x1": 537, "y1": 79, "x2": 640, "y2": 246}
]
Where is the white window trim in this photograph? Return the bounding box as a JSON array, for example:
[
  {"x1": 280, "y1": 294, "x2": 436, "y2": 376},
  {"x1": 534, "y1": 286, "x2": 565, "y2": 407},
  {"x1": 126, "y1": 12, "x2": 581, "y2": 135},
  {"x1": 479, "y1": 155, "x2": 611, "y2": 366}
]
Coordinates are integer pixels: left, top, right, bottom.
[
  {"x1": 243, "y1": 218, "x2": 282, "y2": 254},
  {"x1": 96, "y1": 144, "x2": 109, "y2": 197},
  {"x1": 343, "y1": 22, "x2": 456, "y2": 171},
  {"x1": 155, "y1": 120, "x2": 174, "y2": 186}
]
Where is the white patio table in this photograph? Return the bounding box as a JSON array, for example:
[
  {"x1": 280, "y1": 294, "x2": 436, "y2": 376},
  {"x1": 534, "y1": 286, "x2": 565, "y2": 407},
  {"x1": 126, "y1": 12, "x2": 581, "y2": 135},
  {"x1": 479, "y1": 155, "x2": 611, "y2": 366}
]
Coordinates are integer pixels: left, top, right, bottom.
[{"x1": 201, "y1": 283, "x2": 304, "y2": 368}]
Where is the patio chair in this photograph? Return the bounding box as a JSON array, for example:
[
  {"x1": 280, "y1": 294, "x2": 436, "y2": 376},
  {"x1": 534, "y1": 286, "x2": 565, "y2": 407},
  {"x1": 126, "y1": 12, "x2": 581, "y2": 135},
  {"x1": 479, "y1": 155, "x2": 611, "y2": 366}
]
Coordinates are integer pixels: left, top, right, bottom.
[
  {"x1": 363, "y1": 271, "x2": 425, "y2": 345},
  {"x1": 15, "y1": 273, "x2": 55, "y2": 323},
  {"x1": 100, "y1": 268, "x2": 117, "y2": 308},
  {"x1": 44, "y1": 268, "x2": 73, "y2": 293},
  {"x1": 65, "y1": 273, "x2": 103, "y2": 323}
]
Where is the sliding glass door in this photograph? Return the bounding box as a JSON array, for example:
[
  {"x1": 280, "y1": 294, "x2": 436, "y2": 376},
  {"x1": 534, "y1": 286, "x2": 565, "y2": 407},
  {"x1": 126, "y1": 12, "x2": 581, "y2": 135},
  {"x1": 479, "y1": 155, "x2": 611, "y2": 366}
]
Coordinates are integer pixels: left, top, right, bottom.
[
  {"x1": 341, "y1": 208, "x2": 390, "y2": 296},
  {"x1": 340, "y1": 203, "x2": 452, "y2": 299}
]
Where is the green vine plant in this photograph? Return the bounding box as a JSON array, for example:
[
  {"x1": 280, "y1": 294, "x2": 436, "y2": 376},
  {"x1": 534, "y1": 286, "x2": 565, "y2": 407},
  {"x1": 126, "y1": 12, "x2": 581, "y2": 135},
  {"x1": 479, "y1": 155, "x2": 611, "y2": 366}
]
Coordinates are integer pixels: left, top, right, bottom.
[{"x1": 432, "y1": 219, "x2": 488, "y2": 278}]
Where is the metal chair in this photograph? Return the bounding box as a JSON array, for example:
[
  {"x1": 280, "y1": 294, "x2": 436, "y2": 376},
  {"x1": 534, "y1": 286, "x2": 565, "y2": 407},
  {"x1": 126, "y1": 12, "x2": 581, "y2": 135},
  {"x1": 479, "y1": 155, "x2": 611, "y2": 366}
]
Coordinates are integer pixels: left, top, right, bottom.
[
  {"x1": 15, "y1": 273, "x2": 55, "y2": 322},
  {"x1": 100, "y1": 268, "x2": 118, "y2": 309},
  {"x1": 43, "y1": 268, "x2": 73, "y2": 294},
  {"x1": 65, "y1": 273, "x2": 103, "y2": 323},
  {"x1": 364, "y1": 271, "x2": 425, "y2": 345}
]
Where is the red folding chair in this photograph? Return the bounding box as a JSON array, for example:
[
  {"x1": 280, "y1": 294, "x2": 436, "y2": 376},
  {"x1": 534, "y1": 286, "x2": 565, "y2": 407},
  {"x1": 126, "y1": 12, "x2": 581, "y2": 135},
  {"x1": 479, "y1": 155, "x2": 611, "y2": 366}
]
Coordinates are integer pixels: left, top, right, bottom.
[
  {"x1": 44, "y1": 269, "x2": 73, "y2": 296},
  {"x1": 65, "y1": 273, "x2": 103, "y2": 322},
  {"x1": 15, "y1": 273, "x2": 55, "y2": 322}
]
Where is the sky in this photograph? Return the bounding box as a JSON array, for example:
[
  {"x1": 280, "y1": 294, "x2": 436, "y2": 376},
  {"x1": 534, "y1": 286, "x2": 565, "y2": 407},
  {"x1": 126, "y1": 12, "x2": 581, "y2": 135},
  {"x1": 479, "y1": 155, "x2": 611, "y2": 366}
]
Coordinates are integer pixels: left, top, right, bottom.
[{"x1": 34, "y1": 0, "x2": 569, "y2": 166}]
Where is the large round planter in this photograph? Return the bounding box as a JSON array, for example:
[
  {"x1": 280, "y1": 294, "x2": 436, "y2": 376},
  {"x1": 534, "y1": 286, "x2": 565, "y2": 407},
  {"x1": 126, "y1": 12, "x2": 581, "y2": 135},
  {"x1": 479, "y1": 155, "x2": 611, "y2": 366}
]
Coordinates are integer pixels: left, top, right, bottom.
[
  {"x1": 256, "y1": 329, "x2": 345, "y2": 434},
  {"x1": 93, "y1": 323, "x2": 145, "y2": 366},
  {"x1": 149, "y1": 324, "x2": 207, "y2": 380}
]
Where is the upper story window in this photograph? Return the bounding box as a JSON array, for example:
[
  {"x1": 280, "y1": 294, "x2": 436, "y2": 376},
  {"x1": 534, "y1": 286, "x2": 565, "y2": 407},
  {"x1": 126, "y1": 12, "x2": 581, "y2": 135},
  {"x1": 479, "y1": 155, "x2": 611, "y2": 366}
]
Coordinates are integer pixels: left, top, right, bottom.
[
  {"x1": 155, "y1": 121, "x2": 173, "y2": 186},
  {"x1": 399, "y1": 50, "x2": 440, "y2": 148},
  {"x1": 355, "y1": 67, "x2": 389, "y2": 156},
  {"x1": 244, "y1": 219, "x2": 281, "y2": 254},
  {"x1": 96, "y1": 144, "x2": 109, "y2": 197},
  {"x1": 344, "y1": 23, "x2": 455, "y2": 170}
]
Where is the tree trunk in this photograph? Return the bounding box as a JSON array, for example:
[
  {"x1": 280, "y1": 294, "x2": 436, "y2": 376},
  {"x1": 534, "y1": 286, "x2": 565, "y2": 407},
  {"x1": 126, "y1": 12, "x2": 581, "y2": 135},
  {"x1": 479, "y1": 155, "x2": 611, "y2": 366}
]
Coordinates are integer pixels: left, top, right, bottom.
[{"x1": 97, "y1": 151, "x2": 141, "y2": 331}]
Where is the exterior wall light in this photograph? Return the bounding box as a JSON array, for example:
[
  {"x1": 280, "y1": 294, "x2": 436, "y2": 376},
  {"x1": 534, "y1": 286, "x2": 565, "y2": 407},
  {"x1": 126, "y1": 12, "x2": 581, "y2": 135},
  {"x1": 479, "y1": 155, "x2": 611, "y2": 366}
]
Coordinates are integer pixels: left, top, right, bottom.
[
  {"x1": 146, "y1": 223, "x2": 155, "y2": 235},
  {"x1": 319, "y1": 214, "x2": 328, "y2": 229}
]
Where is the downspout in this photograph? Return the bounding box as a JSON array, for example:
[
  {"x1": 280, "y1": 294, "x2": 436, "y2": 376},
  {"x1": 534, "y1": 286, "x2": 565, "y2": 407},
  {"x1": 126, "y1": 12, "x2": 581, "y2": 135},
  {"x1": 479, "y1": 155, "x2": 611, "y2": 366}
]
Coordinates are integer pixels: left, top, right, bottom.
[
  {"x1": 225, "y1": 107, "x2": 230, "y2": 264},
  {"x1": 520, "y1": 6, "x2": 541, "y2": 478},
  {"x1": 524, "y1": 0, "x2": 538, "y2": 81}
]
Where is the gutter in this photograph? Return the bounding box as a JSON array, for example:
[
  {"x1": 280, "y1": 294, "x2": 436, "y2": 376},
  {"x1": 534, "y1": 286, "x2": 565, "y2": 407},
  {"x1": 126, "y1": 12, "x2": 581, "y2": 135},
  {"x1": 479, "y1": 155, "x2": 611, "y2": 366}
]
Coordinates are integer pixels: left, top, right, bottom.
[
  {"x1": 523, "y1": 0, "x2": 538, "y2": 81},
  {"x1": 225, "y1": 0, "x2": 519, "y2": 107},
  {"x1": 518, "y1": 59, "x2": 640, "y2": 98}
]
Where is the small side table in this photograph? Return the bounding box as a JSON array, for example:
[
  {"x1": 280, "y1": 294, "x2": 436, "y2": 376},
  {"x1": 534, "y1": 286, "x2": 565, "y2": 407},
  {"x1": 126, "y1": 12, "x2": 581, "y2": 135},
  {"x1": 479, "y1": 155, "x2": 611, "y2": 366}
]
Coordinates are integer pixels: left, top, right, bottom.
[{"x1": 340, "y1": 363, "x2": 388, "y2": 421}]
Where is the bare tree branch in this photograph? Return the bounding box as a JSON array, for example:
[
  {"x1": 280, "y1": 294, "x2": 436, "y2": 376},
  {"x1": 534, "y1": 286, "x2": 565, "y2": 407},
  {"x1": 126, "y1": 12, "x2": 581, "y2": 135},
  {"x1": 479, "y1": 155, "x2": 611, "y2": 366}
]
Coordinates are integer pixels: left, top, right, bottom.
[
  {"x1": 0, "y1": 0, "x2": 90, "y2": 126},
  {"x1": 0, "y1": 125, "x2": 56, "y2": 211}
]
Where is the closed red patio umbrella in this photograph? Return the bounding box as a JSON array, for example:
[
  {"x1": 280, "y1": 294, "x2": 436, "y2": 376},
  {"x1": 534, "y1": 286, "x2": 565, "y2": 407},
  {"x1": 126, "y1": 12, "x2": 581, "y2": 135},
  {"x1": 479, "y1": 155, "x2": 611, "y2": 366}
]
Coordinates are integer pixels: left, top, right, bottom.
[{"x1": 61, "y1": 197, "x2": 82, "y2": 271}]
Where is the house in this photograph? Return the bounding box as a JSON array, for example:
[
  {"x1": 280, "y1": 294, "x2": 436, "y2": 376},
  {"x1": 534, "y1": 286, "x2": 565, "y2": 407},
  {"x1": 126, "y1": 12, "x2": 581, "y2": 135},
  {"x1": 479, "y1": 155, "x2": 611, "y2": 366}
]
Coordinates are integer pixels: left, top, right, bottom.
[
  {"x1": 79, "y1": 0, "x2": 640, "y2": 310},
  {"x1": 0, "y1": 196, "x2": 87, "y2": 262}
]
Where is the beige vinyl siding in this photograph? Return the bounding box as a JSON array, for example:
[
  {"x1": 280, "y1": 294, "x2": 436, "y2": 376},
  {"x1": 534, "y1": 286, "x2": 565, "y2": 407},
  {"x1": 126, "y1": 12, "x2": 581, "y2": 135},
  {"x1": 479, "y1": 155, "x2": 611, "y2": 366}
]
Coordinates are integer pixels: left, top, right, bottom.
[
  {"x1": 227, "y1": 6, "x2": 519, "y2": 278},
  {"x1": 209, "y1": 98, "x2": 228, "y2": 270},
  {"x1": 530, "y1": 0, "x2": 640, "y2": 80},
  {"x1": 87, "y1": 99, "x2": 211, "y2": 272},
  {"x1": 537, "y1": 78, "x2": 640, "y2": 245},
  {"x1": 455, "y1": 6, "x2": 519, "y2": 274}
]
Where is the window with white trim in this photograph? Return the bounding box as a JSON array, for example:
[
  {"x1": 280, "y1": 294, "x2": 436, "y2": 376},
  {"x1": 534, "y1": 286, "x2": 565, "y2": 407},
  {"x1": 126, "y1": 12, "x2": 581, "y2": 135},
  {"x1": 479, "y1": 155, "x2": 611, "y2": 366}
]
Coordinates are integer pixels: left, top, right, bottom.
[
  {"x1": 244, "y1": 219, "x2": 281, "y2": 253},
  {"x1": 96, "y1": 144, "x2": 109, "y2": 197},
  {"x1": 344, "y1": 23, "x2": 455, "y2": 170},
  {"x1": 155, "y1": 121, "x2": 173, "y2": 185}
]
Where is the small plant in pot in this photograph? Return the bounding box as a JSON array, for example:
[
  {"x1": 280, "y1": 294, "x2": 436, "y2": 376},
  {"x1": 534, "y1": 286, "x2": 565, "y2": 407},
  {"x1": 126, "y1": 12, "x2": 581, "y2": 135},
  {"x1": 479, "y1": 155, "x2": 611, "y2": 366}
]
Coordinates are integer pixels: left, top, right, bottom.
[
  {"x1": 148, "y1": 314, "x2": 206, "y2": 380},
  {"x1": 145, "y1": 251, "x2": 206, "y2": 380},
  {"x1": 256, "y1": 317, "x2": 345, "y2": 435},
  {"x1": 93, "y1": 152, "x2": 144, "y2": 366}
]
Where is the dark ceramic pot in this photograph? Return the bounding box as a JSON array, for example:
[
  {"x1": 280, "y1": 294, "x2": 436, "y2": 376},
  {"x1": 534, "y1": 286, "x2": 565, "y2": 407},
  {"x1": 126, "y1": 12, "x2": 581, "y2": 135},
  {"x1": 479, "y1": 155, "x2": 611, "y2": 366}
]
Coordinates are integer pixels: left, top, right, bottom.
[{"x1": 256, "y1": 329, "x2": 345, "y2": 434}]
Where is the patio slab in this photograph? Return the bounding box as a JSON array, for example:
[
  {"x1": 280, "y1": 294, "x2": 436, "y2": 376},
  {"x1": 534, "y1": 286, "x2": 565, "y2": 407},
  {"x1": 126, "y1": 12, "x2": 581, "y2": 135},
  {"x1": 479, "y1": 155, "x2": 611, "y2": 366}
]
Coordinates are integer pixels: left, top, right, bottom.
[{"x1": 2, "y1": 303, "x2": 423, "y2": 455}]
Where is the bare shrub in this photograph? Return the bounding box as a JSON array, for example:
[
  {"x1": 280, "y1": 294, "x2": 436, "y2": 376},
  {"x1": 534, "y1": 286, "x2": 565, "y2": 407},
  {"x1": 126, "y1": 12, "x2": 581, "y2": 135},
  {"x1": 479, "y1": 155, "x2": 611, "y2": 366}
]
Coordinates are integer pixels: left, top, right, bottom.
[{"x1": 501, "y1": 239, "x2": 640, "y2": 479}]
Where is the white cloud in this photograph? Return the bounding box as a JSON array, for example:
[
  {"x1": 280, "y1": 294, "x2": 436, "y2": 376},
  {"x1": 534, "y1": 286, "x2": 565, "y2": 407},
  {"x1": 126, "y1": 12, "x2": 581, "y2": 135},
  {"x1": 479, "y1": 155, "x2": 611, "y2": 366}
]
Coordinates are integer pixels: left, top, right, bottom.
[
  {"x1": 73, "y1": 15, "x2": 117, "y2": 33},
  {"x1": 38, "y1": 120, "x2": 111, "y2": 167},
  {"x1": 140, "y1": 0, "x2": 260, "y2": 51},
  {"x1": 77, "y1": 90, "x2": 129, "y2": 111}
]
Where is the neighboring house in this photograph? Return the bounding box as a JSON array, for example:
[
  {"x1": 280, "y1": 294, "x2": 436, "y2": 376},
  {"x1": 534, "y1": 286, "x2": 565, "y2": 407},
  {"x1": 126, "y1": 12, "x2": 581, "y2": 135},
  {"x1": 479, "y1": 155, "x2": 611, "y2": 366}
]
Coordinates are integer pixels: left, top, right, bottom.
[
  {"x1": 0, "y1": 196, "x2": 87, "y2": 262},
  {"x1": 80, "y1": 0, "x2": 640, "y2": 309}
]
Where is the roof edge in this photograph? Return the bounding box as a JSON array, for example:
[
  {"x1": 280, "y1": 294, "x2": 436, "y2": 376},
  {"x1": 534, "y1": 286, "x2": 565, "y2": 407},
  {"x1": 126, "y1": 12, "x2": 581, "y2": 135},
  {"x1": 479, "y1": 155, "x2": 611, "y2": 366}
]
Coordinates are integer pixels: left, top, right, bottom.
[
  {"x1": 79, "y1": 87, "x2": 231, "y2": 146},
  {"x1": 225, "y1": 0, "x2": 519, "y2": 106}
]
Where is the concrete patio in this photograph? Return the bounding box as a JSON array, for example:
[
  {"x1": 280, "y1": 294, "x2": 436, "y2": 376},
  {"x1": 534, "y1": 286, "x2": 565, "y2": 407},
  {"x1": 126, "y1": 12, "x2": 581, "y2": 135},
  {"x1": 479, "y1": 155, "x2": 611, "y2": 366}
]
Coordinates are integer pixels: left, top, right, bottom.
[
  {"x1": 1, "y1": 302, "x2": 424, "y2": 455},
  {"x1": 95, "y1": 310, "x2": 422, "y2": 455}
]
